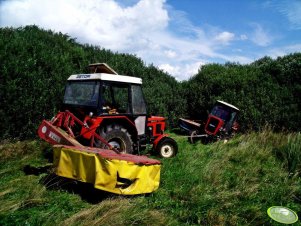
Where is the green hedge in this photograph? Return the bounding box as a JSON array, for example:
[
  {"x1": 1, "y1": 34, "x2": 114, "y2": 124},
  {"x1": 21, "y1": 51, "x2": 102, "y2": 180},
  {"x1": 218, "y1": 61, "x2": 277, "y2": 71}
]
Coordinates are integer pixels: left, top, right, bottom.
[{"x1": 0, "y1": 26, "x2": 300, "y2": 139}]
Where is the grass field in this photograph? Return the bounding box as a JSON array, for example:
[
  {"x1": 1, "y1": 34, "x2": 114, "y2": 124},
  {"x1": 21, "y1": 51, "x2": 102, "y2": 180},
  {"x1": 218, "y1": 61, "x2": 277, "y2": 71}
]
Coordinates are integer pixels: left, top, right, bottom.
[{"x1": 0, "y1": 131, "x2": 300, "y2": 225}]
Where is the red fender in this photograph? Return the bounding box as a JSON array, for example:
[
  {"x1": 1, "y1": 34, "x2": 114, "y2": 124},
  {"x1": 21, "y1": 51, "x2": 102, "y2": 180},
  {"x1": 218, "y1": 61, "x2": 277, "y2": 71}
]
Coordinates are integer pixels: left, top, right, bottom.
[{"x1": 152, "y1": 134, "x2": 169, "y2": 149}]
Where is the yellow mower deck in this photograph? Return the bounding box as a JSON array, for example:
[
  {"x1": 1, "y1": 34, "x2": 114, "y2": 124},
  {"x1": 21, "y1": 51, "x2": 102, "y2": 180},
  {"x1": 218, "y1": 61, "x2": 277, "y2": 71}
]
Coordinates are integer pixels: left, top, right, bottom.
[
  {"x1": 38, "y1": 120, "x2": 161, "y2": 195},
  {"x1": 53, "y1": 145, "x2": 161, "y2": 195}
]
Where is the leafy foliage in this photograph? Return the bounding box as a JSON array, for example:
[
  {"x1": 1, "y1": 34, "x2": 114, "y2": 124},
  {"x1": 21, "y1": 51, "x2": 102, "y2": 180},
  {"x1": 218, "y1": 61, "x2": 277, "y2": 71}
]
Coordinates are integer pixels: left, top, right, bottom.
[
  {"x1": 0, "y1": 26, "x2": 300, "y2": 139},
  {"x1": 184, "y1": 58, "x2": 301, "y2": 131},
  {"x1": 0, "y1": 26, "x2": 182, "y2": 139}
]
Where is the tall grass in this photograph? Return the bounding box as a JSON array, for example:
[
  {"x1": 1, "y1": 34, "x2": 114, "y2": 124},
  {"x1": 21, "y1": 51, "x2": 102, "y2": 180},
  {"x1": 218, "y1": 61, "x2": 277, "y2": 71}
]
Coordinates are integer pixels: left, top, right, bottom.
[
  {"x1": 0, "y1": 131, "x2": 300, "y2": 225},
  {"x1": 273, "y1": 132, "x2": 301, "y2": 176},
  {"x1": 149, "y1": 131, "x2": 301, "y2": 225}
]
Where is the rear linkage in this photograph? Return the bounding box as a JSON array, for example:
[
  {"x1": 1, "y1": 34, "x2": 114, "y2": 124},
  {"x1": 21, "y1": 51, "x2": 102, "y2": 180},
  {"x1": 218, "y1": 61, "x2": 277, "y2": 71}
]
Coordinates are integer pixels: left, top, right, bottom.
[{"x1": 38, "y1": 110, "x2": 119, "y2": 152}]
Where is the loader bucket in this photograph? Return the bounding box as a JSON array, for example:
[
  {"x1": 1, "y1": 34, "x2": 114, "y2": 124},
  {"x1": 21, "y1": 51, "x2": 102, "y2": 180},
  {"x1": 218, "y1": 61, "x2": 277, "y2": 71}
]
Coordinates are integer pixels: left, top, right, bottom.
[{"x1": 53, "y1": 145, "x2": 161, "y2": 195}]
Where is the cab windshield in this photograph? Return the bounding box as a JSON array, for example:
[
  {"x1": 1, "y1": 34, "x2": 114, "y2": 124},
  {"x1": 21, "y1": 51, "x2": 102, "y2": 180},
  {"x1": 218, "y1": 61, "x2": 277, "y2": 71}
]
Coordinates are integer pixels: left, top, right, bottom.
[
  {"x1": 210, "y1": 104, "x2": 236, "y2": 122},
  {"x1": 63, "y1": 81, "x2": 100, "y2": 107}
]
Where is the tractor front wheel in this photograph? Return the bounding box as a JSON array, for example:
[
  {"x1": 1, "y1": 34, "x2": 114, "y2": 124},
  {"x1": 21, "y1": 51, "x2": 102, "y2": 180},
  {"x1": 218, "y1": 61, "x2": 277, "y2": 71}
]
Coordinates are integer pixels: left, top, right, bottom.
[
  {"x1": 98, "y1": 124, "x2": 133, "y2": 154},
  {"x1": 156, "y1": 137, "x2": 178, "y2": 158}
]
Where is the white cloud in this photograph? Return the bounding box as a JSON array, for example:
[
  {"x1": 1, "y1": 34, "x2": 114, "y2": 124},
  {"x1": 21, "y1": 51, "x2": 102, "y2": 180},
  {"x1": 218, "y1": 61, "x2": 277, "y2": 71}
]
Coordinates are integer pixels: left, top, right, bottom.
[
  {"x1": 279, "y1": 1, "x2": 301, "y2": 29},
  {"x1": 240, "y1": 34, "x2": 248, "y2": 40},
  {"x1": 159, "y1": 61, "x2": 205, "y2": 81},
  {"x1": 1, "y1": 0, "x2": 292, "y2": 81},
  {"x1": 211, "y1": 52, "x2": 253, "y2": 64},
  {"x1": 249, "y1": 23, "x2": 272, "y2": 47},
  {"x1": 164, "y1": 49, "x2": 177, "y2": 58},
  {"x1": 0, "y1": 0, "x2": 169, "y2": 51},
  {"x1": 0, "y1": 0, "x2": 211, "y2": 80},
  {"x1": 268, "y1": 0, "x2": 301, "y2": 30},
  {"x1": 159, "y1": 63, "x2": 180, "y2": 76},
  {"x1": 267, "y1": 44, "x2": 301, "y2": 58},
  {"x1": 214, "y1": 31, "x2": 235, "y2": 45}
]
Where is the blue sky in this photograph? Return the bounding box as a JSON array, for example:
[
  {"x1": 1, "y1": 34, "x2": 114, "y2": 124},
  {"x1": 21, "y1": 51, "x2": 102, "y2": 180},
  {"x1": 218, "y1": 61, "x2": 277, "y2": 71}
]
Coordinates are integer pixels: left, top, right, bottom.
[{"x1": 1, "y1": 0, "x2": 300, "y2": 80}]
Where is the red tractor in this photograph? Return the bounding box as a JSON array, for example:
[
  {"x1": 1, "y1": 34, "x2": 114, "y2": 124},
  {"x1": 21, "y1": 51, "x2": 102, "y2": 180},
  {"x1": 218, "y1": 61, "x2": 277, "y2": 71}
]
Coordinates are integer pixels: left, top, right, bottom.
[
  {"x1": 179, "y1": 100, "x2": 239, "y2": 143},
  {"x1": 38, "y1": 63, "x2": 177, "y2": 158}
]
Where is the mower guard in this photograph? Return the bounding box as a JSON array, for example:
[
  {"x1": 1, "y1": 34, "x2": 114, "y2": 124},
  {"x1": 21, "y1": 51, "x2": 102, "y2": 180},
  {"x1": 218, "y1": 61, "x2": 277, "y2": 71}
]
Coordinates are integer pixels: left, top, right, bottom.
[
  {"x1": 53, "y1": 145, "x2": 161, "y2": 195},
  {"x1": 38, "y1": 119, "x2": 161, "y2": 195},
  {"x1": 38, "y1": 120, "x2": 84, "y2": 147}
]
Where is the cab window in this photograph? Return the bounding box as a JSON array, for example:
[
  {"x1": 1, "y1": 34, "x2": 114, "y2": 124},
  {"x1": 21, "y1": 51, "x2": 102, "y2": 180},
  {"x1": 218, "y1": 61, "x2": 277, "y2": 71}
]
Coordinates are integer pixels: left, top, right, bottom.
[{"x1": 131, "y1": 85, "x2": 147, "y2": 114}]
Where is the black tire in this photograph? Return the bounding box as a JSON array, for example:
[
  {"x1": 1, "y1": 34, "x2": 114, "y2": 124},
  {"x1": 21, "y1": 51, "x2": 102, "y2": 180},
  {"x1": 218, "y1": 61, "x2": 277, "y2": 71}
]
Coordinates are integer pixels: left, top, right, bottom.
[
  {"x1": 156, "y1": 137, "x2": 178, "y2": 158},
  {"x1": 201, "y1": 135, "x2": 210, "y2": 144},
  {"x1": 97, "y1": 124, "x2": 133, "y2": 154}
]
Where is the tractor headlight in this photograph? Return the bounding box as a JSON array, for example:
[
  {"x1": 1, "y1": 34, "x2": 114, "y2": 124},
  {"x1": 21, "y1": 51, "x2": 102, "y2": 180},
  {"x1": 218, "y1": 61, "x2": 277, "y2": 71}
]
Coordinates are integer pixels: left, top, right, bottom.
[{"x1": 89, "y1": 112, "x2": 93, "y2": 117}]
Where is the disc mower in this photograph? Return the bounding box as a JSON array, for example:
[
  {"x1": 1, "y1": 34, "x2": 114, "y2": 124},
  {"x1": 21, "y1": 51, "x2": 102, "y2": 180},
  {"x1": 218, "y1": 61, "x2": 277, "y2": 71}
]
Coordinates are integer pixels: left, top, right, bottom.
[{"x1": 37, "y1": 63, "x2": 178, "y2": 195}]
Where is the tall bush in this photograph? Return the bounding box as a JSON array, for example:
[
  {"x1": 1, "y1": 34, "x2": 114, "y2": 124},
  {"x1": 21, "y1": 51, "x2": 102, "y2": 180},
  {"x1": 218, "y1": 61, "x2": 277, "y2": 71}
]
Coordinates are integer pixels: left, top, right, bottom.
[{"x1": 0, "y1": 26, "x2": 300, "y2": 139}]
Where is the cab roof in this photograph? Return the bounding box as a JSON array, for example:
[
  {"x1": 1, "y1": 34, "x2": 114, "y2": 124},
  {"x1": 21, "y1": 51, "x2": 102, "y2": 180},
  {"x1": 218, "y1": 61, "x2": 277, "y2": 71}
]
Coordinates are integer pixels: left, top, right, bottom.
[
  {"x1": 67, "y1": 63, "x2": 142, "y2": 84},
  {"x1": 217, "y1": 100, "x2": 239, "y2": 111},
  {"x1": 67, "y1": 73, "x2": 142, "y2": 84}
]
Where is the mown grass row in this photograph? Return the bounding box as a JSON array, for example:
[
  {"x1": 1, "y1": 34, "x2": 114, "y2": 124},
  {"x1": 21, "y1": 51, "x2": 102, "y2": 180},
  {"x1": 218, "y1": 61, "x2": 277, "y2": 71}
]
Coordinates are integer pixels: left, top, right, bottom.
[{"x1": 0, "y1": 131, "x2": 300, "y2": 225}]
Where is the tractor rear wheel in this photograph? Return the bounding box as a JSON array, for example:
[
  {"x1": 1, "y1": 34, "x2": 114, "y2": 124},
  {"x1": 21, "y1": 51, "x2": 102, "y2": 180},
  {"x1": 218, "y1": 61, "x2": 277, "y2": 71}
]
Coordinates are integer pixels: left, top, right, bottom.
[
  {"x1": 97, "y1": 124, "x2": 133, "y2": 154},
  {"x1": 156, "y1": 137, "x2": 178, "y2": 158}
]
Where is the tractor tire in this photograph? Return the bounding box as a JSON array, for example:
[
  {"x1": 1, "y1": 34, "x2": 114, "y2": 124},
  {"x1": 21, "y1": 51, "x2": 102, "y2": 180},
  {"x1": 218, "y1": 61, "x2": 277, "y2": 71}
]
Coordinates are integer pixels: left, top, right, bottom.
[
  {"x1": 156, "y1": 137, "x2": 178, "y2": 158},
  {"x1": 97, "y1": 124, "x2": 134, "y2": 154}
]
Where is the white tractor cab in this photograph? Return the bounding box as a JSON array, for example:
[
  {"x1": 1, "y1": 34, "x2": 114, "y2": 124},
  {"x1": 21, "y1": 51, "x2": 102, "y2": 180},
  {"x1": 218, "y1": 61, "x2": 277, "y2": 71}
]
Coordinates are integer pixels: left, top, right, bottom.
[
  {"x1": 179, "y1": 100, "x2": 239, "y2": 143},
  {"x1": 48, "y1": 63, "x2": 177, "y2": 158},
  {"x1": 63, "y1": 67, "x2": 145, "y2": 116}
]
